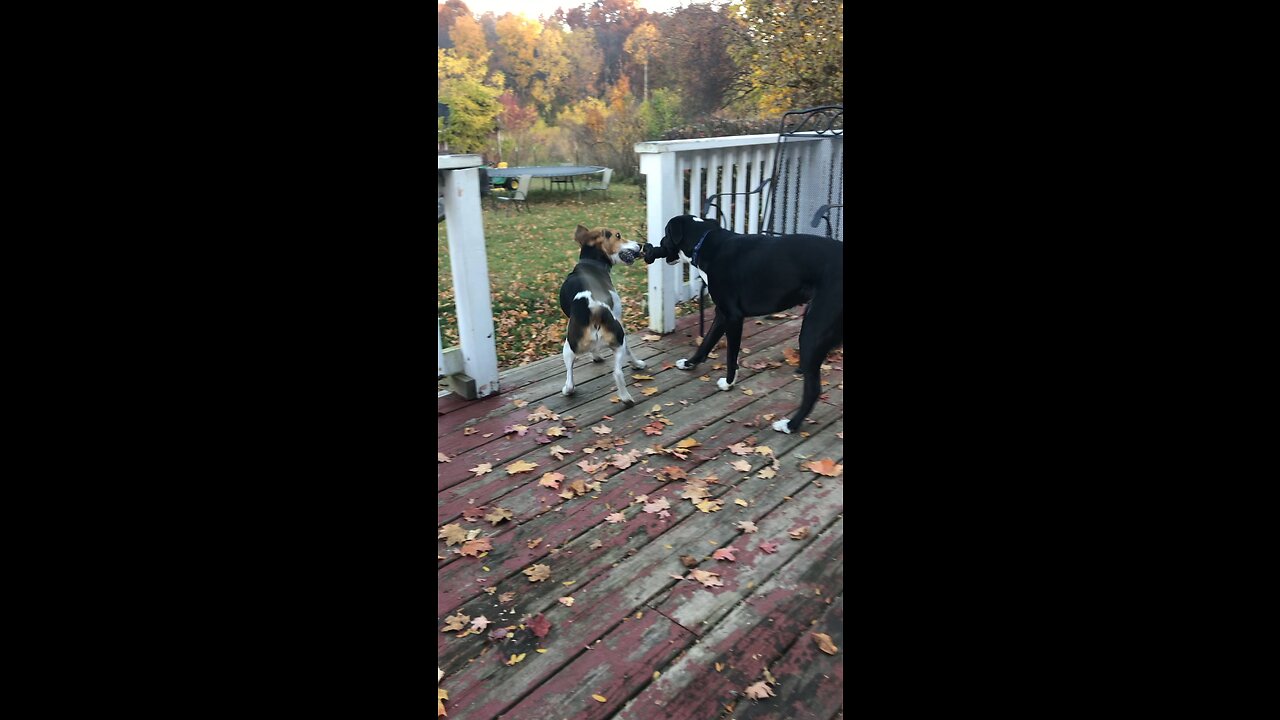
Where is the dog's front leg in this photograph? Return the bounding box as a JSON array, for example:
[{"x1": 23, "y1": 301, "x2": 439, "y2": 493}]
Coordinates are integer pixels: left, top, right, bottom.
[
  {"x1": 561, "y1": 340, "x2": 576, "y2": 396},
  {"x1": 717, "y1": 316, "x2": 745, "y2": 391},
  {"x1": 676, "y1": 311, "x2": 727, "y2": 371}
]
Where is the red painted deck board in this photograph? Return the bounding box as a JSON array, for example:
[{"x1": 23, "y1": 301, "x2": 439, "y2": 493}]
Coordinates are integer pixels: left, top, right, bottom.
[{"x1": 438, "y1": 310, "x2": 843, "y2": 720}]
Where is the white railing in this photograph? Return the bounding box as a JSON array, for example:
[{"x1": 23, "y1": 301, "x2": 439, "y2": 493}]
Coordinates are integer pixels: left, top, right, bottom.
[
  {"x1": 635, "y1": 132, "x2": 844, "y2": 333},
  {"x1": 438, "y1": 155, "x2": 499, "y2": 399}
]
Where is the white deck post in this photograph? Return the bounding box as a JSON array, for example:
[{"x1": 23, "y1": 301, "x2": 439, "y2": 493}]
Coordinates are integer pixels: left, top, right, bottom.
[
  {"x1": 639, "y1": 149, "x2": 679, "y2": 333},
  {"x1": 440, "y1": 156, "x2": 499, "y2": 398}
]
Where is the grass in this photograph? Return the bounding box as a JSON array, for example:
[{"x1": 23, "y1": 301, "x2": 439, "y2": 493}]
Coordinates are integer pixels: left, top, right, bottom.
[{"x1": 439, "y1": 182, "x2": 702, "y2": 371}]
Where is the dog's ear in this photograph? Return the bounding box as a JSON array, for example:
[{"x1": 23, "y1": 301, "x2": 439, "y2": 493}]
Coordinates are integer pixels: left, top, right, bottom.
[{"x1": 575, "y1": 224, "x2": 594, "y2": 246}]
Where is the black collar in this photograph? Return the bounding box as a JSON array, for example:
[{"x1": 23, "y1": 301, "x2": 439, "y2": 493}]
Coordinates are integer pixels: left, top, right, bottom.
[{"x1": 575, "y1": 258, "x2": 612, "y2": 271}]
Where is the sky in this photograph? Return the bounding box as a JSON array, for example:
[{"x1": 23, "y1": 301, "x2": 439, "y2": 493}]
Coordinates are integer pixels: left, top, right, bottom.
[{"x1": 444, "y1": 0, "x2": 712, "y2": 21}]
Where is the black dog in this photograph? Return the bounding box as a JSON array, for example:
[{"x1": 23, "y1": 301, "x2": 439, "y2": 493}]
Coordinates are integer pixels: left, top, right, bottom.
[
  {"x1": 643, "y1": 215, "x2": 842, "y2": 433},
  {"x1": 559, "y1": 225, "x2": 646, "y2": 406}
]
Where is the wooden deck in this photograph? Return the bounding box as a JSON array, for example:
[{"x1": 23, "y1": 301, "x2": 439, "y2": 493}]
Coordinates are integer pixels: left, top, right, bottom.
[{"x1": 438, "y1": 311, "x2": 844, "y2": 720}]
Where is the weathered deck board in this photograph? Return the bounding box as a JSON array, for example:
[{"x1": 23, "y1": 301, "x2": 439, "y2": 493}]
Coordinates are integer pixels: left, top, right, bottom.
[{"x1": 438, "y1": 308, "x2": 842, "y2": 720}]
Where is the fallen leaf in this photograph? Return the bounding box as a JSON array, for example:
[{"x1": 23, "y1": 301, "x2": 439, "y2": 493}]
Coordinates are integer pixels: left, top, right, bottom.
[
  {"x1": 549, "y1": 444, "x2": 572, "y2": 460},
  {"x1": 643, "y1": 334, "x2": 661, "y2": 341},
  {"x1": 688, "y1": 569, "x2": 724, "y2": 587},
  {"x1": 459, "y1": 538, "x2": 492, "y2": 556},
  {"x1": 643, "y1": 422, "x2": 665, "y2": 436},
  {"x1": 606, "y1": 512, "x2": 627, "y2": 523},
  {"x1": 592, "y1": 694, "x2": 608, "y2": 703},
  {"x1": 736, "y1": 520, "x2": 758, "y2": 533},
  {"x1": 524, "y1": 564, "x2": 551, "y2": 582},
  {"x1": 789, "y1": 526, "x2": 810, "y2": 540},
  {"x1": 680, "y1": 554, "x2": 699, "y2": 568},
  {"x1": 641, "y1": 387, "x2": 659, "y2": 396},
  {"x1": 469, "y1": 462, "x2": 493, "y2": 477},
  {"x1": 441, "y1": 613, "x2": 470, "y2": 632},
  {"x1": 695, "y1": 499, "x2": 723, "y2": 513},
  {"x1": 754, "y1": 446, "x2": 774, "y2": 457},
  {"x1": 730, "y1": 459, "x2": 752, "y2": 472},
  {"x1": 484, "y1": 508, "x2": 514, "y2": 525},
  {"x1": 804, "y1": 458, "x2": 843, "y2": 477},
  {"x1": 439, "y1": 687, "x2": 448, "y2": 717},
  {"x1": 757, "y1": 466, "x2": 777, "y2": 479},
  {"x1": 499, "y1": 592, "x2": 516, "y2": 603},
  {"x1": 578, "y1": 459, "x2": 607, "y2": 473},
  {"x1": 527, "y1": 613, "x2": 551, "y2": 638},
  {"x1": 567, "y1": 478, "x2": 587, "y2": 495},
  {"x1": 632, "y1": 374, "x2": 654, "y2": 380},
  {"x1": 592, "y1": 424, "x2": 612, "y2": 435},
  {"x1": 505, "y1": 653, "x2": 527, "y2": 666},
  {"x1": 813, "y1": 632, "x2": 838, "y2": 655},
  {"x1": 712, "y1": 547, "x2": 737, "y2": 561},
  {"x1": 675, "y1": 438, "x2": 701, "y2": 449},
  {"x1": 470, "y1": 616, "x2": 491, "y2": 631},
  {"x1": 559, "y1": 596, "x2": 575, "y2": 606},
  {"x1": 782, "y1": 348, "x2": 800, "y2": 366},
  {"x1": 538, "y1": 472, "x2": 563, "y2": 489},
  {"x1": 744, "y1": 681, "x2": 776, "y2": 700},
  {"x1": 513, "y1": 399, "x2": 529, "y2": 407},
  {"x1": 734, "y1": 498, "x2": 749, "y2": 507},
  {"x1": 438, "y1": 524, "x2": 468, "y2": 546},
  {"x1": 526, "y1": 537, "x2": 543, "y2": 549},
  {"x1": 727, "y1": 442, "x2": 753, "y2": 456},
  {"x1": 643, "y1": 497, "x2": 671, "y2": 513},
  {"x1": 438, "y1": 452, "x2": 451, "y2": 463},
  {"x1": 461, "y1": 507, "x2": 486, "y2": 521},
  {"x1": 506, "y1": 460, "x2": 538, "y2": 475},
  {"x1": 659, "y1": 466, "x2": 688, "y2": 481},
  {"x1": 715, "y1": 662, "x2": 724, "y2": 672},
  {"x1": 759, "y1": 540, "x2": 780, "y2": 554},
  {"x1": 546, "y1": 426, "x2": 566, "y2": 437},
  {"x1": 742, "y1": 389, "x2": 754, "y2": 395}
]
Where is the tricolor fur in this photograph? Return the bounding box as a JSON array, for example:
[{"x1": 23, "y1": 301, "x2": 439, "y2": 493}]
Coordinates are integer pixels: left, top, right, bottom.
[{"x1": 559, "y1": 225, "x2": 646, "y2": 405}]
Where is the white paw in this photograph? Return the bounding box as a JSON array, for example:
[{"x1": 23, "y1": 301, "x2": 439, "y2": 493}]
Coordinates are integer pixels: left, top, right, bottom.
[
  {"x1": 717, "y1": 378, "x2": 734, "y2": 391},
  {"x1": 619, "y1": 393, "x2": 635, "y2": 406},
  {"x1": 630, "y1": 358, "x2": 647, "y2": 370},
  {"x1": 562, "y1": 385, "x2": 575, "y2": 396},
  {"x1": 772, "y1": 418, "x2": 791, "y2": 433},
  {"x1": 676, "y1": 359, "x2": 693, "y2": 370}
]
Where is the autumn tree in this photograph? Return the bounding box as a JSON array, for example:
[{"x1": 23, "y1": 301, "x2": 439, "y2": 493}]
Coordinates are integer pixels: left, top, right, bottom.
[
  {"x1": 563, "y1": 0, "x2": 650, "y2": 97},
  {"x1": 438, "y1": 47, "x2": 503, "y2": 152},
  {"x1": 497, "y1": 91, "x2": 538, "y2": 165},
  {"x1": 650, "y1": 3, "x2": 740, "y2": 117},
  {"x1": 560, "y1": 27, "x2": 604, "y2": 111},
  {"x1": 450, "y1": 13, "x2": 489, "y2": 62},
  {"x1": 623, "y1": 21, "x2": 659, "y2": 101},
  {"x1": 493, "y1": 13, "x2": 570, "y2": 115},
  {"x1": 437, "y1": 0, "x2": 472, "y2": 48},
  {"x1": 727, "y1": 0, "x2": 843, "y2": 114}
]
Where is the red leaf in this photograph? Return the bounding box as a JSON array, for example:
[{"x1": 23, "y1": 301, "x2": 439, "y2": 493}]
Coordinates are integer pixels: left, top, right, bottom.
[
  {"x1": 758, "y1": 540, "x2": 780, "y2": 554},
  {"x1": 527, "y1": 613, "x2": 551, "y2": 638}
]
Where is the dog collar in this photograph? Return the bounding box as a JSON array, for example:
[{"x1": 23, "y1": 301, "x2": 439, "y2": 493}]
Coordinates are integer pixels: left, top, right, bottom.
[{"x1": 691, "y1": 228, "x2": 713, "y2": 268}]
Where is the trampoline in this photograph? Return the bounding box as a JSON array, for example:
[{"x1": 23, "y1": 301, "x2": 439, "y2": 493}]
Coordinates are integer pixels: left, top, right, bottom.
[{"x1": 487, "y1": 165, "x2": 605, "y2": 192}]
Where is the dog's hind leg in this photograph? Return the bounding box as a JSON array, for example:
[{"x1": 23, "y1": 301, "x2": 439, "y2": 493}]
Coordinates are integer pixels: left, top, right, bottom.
[
  {"x1": 774, "y1": 315, "x2": 841, "y2": 433},
  {"x1": 612, "y1": 339, "x2": 636, "y2": 406},
  {"x1": 717, "y1": 316, "x2": 745, "y2": 391},
  {"x1": 562, "y1": 340, "x2": 577, "y2": 396}
]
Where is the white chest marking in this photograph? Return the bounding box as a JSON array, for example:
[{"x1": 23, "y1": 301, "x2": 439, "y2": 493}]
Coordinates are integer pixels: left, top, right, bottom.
[{"x1": 678, "y1": 250, "x2": 711, "y2": 288}]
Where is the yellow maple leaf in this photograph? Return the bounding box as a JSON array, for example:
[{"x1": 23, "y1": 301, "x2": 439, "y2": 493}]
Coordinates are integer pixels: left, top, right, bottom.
[
  {"x1": 469, "y1": 462, "x2": 492, "y2": 477},
  {"x1": 632, "y1": 374, "x2": 654, "y2": 380},
  {"x1": 642, "y1": 387, "x2": 659, "y2": 396},
  {"x1": 439, "y1": 688, "x2": 448, "y2": 717},
  {"x1": 505, "y1": 653, "x2": 527, "y2": 666},
  {"x1": 675, "y1": 438, "x2": 701, "y2": 449},
  {"x1": 506, "y1": 459, "x2": 538, "y2": 474},
  {"x1": 592, "y1": 694, "x2": 607, "y2": 702}
]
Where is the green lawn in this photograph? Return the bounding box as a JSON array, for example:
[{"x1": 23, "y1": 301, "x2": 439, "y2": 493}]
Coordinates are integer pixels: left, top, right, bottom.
[{"x1": 439, "y1": 182, "x2": 700, "y2": 370}]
